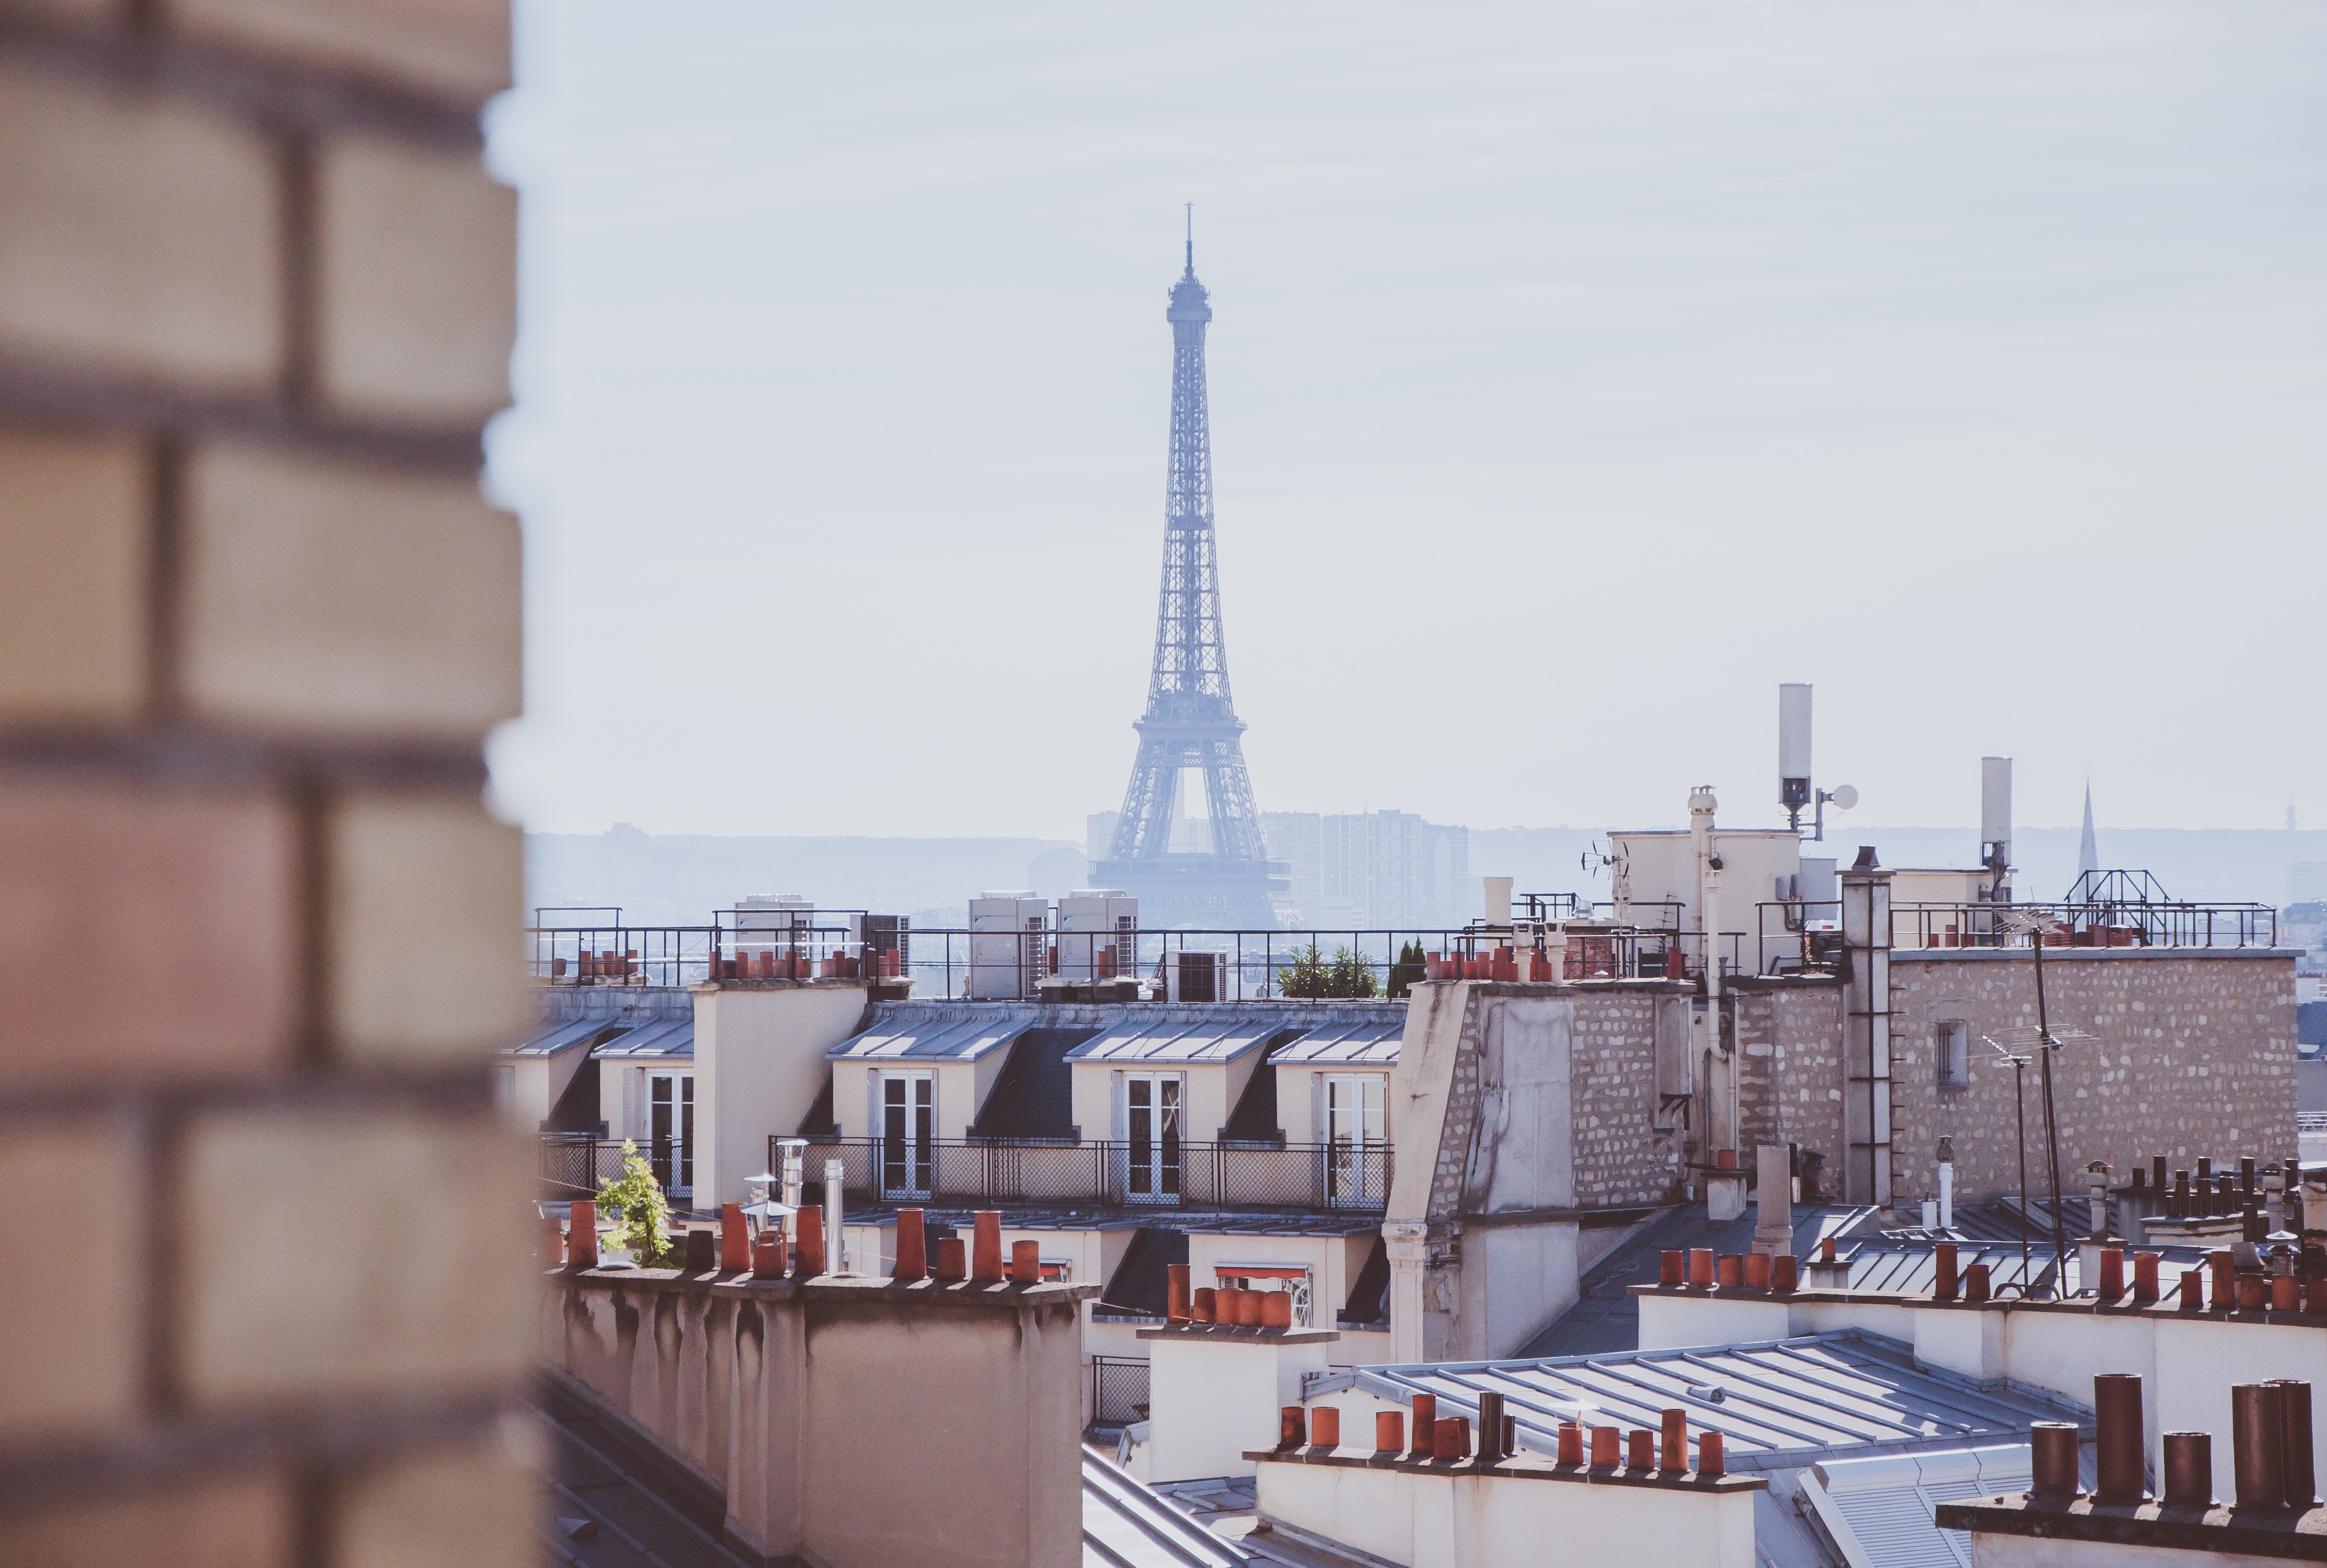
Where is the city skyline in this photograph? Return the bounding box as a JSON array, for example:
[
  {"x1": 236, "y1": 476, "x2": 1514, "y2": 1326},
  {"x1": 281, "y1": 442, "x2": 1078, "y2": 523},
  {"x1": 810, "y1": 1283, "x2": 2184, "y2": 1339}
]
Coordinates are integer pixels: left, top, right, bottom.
[{"x1": 484, "y1": 2, "x2": 2325, "y2": 840}]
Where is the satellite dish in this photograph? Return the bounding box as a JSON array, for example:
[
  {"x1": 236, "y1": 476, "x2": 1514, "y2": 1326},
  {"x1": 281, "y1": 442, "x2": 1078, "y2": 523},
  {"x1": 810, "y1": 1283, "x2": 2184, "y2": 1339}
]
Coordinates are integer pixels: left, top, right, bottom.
[{"x1": 1831, "y1": 785, "x2": 1858, "y2": 811}]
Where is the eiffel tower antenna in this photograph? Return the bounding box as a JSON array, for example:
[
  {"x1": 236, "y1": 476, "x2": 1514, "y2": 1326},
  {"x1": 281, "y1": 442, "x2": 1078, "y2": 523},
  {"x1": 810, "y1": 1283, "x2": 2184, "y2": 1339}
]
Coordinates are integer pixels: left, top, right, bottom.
[{"x1": 1090, "y1": 223, "x2": 1284, "y2": 928}]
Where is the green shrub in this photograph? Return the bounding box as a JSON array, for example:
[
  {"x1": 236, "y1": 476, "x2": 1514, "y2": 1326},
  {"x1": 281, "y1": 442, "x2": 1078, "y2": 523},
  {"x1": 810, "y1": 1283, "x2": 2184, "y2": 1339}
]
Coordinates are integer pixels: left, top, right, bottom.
[
  {"x1": 1278, "y1": 944, "x2": 1380, "y2": 999},
  {"x1": 596, "y1": 1140, "x2": 673, "y2": 1268}
]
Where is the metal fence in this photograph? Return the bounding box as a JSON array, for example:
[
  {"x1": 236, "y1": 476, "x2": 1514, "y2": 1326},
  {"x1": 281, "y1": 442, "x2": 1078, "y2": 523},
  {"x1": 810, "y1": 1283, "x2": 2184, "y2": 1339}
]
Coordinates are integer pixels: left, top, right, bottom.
[
  {"x1": 540, "y1": 1135, "x2": 634, "y2": 1200},
  {"x1": 1090, "y1": 1356, "x2": 1151, "y2": 1429},
  {"x1": 539, "y1": 1135, "x2": 685, "y2": 1201},
  {"x1": 776, "y1": 1135, "x2": 1391, "y2": 1213},
  {"x1": 1755, "y1": 898, "x2": 2281, "y2": 974}
]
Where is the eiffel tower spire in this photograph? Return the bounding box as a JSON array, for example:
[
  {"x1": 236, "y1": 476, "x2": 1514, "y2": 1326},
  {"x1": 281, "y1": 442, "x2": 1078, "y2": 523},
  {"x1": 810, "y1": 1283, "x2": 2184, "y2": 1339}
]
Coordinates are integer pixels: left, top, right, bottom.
[{"x1": 1091, "y1": 223, "x2": 1284, "y2": 927}]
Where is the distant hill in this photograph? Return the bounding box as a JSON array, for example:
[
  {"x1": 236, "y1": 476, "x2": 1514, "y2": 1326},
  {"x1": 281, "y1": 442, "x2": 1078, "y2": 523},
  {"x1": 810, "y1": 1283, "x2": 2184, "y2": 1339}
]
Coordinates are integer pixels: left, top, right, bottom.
[
  {"x1": 525, "y1": 825, "x2": 1079, "y2": 925},
  {"x1": 528, "y1": 822, "x2": 2322, "y2": 930}
]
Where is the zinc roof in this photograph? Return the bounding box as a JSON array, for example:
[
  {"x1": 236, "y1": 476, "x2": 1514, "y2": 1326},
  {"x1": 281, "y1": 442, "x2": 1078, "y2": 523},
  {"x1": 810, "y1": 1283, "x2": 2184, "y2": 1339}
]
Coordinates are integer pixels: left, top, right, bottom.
[
  {"x1": 591, "y1": 1016, "x2": 695, "y2": 1060},
  {"x1": 1354, "y1": 1330, "x2": 2089, "y2": 1470},
  {"x1": 1268, "y1": 1018, "x2": 1405, "y2": 1066},
  {"x1": 1067, "y1": 1014, "x2": 1280, "y2": 1066},
  {"x1": 826, "y1": 1004, "x2": 1039, "y2": 1063},
  {"x1": 507, "y1": 1017, "x2": 617, "y2": 1059}
]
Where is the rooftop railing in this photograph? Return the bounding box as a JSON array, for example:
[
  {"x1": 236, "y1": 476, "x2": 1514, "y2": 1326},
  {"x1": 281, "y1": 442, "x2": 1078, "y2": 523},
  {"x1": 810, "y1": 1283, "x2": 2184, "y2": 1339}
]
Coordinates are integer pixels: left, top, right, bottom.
[
  {"x1": 775, "y1": 1134, "x2": 1391, "y2": 1213},
  {"x1": 1754, "y1": 898, "x2": 2281, "y2": 974},
  {"x1": 528, "y1": 920, "x2": 1710, "y2": 996}
]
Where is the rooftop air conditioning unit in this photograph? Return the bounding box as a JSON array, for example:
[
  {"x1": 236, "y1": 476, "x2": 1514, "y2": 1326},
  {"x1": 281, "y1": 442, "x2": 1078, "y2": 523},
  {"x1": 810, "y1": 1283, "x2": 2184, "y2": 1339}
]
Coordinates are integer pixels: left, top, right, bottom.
[
  {"x1": 1056, "y1": 890, "x2": 1137, "y2": 983},
  {"x1": 1168, "y1": 950, "x2": 1226, "y2": 1004},
  {"x1": 969, "y1": 893, "x2": 1048, "y2": 1000}
]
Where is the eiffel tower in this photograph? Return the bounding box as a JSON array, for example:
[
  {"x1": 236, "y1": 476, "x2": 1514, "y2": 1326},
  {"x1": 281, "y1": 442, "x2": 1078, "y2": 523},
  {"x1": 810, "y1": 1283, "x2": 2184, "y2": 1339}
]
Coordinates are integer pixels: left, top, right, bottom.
[{"x1": 1089, "y1": 222, "x2": 1286, "y2": 929}]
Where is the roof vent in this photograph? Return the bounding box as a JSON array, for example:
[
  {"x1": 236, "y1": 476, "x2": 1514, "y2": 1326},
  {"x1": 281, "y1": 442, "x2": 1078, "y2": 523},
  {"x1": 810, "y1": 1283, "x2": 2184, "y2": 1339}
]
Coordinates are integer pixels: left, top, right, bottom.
[{"x1": 1684, "y1": 1382, "x2": 1727, "y2": 1404}]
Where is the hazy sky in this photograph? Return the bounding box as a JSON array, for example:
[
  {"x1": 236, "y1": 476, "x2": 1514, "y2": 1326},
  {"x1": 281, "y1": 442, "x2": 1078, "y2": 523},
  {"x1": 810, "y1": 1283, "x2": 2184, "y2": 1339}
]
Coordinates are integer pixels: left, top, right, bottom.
[{"x1": 485, "y1": 3, "x2": 2324, "y2": 841}]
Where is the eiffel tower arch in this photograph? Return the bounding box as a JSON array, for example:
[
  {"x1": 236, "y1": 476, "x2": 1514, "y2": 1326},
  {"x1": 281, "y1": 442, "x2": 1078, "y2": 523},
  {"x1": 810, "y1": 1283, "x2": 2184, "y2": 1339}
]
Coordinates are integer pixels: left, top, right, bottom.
[{"x1": 1088, "y1": 227, "x2": 1286, "y2": 929}]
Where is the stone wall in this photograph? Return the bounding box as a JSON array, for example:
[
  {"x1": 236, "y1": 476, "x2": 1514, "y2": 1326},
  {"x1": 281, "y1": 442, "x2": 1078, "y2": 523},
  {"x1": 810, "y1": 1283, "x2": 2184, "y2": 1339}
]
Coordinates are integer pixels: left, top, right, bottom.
[
  {"x1": 1887, "y1": 950, "x2": 2298, "y2": 1206},
  {"x1": 1734, "y1": 979, "x2": 1846, "y2": 1178},
  {"x1": 0, "y1": 3, "x2": 531, "y2": 1560},
  {"x1": 1569, "y1": 983, "x2": 1692, "y2": 1207}
]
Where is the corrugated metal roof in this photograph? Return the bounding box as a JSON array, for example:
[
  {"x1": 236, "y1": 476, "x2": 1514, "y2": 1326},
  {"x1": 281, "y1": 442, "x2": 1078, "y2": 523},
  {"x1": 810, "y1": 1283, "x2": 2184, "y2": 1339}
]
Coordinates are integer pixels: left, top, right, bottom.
[
  {"x1": 1356, "y1": 1330, "x2": 2089, "y2": 1470},
  {"x1": 1083, "y1": 1451, "x2": 1250, "y2": 1567},
  {"x1": 592, "y1": 1017, "x2": 695, "y2": 1059},
  {"x1": 1268, "y1": 1019, "x2": 1404, "y2": 1065},
  {"x1": 1521, "y1": 1204, "x2": 1883, "y2": 1358},
  {"x1": 1803, "y1": 1442, "x2": 2067, "y2": 1568},
  {"x1": 507, "y1": 1017, "x2": 616, "y2": 1059},
  {"x1": 1068, "y1": 1015, "x2": 1280, "y2": 1066},
  {"x1": 827, "y1": 1004, "x2": 1038, "y2": 1062}
]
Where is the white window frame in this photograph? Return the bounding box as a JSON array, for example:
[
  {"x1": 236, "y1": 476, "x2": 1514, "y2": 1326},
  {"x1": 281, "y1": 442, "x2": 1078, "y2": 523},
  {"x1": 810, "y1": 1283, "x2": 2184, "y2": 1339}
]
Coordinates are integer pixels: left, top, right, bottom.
[
  {"x1": 1323, "y1": 1073, "x2": 1388, "y2": 1207},
  {"x1": 1115, "y1": 1070, "x2": 1184, "y2": 1205},
  {"x1": 648, "y1": 1070, "x2": 695, "y2": 1196},
  {"x1": 876, "y1": 1069, "x2": 936, "y2": 1199}
]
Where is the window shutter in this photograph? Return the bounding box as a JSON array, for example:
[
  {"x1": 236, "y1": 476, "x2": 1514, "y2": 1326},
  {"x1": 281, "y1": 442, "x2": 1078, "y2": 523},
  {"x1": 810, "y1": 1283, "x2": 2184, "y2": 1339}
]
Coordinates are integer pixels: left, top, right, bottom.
[
  {"x1": 1110, "y1": 1070, "x2": 1126, "y2": 1143},
  {"x1": 1311, "y1": 1072, "x2": 1325, "y2": 1146}
]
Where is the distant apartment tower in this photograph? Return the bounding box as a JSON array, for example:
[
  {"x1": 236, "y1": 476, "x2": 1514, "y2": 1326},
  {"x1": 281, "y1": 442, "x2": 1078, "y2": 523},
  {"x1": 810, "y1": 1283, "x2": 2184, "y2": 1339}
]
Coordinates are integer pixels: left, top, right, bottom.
[{"x1": 1262, "y1": 810, "x2": 1470, "y2": 928}]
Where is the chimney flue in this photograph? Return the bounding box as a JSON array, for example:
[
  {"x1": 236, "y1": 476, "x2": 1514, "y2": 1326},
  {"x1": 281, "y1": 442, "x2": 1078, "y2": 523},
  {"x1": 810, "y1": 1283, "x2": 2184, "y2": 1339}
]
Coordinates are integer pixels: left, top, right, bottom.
[
  {"x1": 2233, "y1": 1383, "x2": 2289, "y2": 1509},
  {"x1": 1279, "y1": 1407, "x2": 1306, "y2": 1452},
  {"x1": 1477, "y1": 1392, "x2": 1506, "y2": 1461},
  {"x1": 971, "y1": 1211, "x2": 1003, "y2": 1282},
  {"x1": 2093, "y1": 1374, "x2": 2147, "y2": 1503},
  {"x1": 1409, "y1": 1395, "x2": 1437, "y2": 1459},
  {"x1": 2163, "y1": 1432, "x2": 2215, "y2": 1507},
  {"x1": 2273, "y1": 1381, "x2": 2317, "y2": 1508},
  {"x1": 894, "y1": 1208, "x2": 927, "y2": 1282},
  {"x1": 2030, "y1": 1423, "x2": 2079, "y2": 1497}
]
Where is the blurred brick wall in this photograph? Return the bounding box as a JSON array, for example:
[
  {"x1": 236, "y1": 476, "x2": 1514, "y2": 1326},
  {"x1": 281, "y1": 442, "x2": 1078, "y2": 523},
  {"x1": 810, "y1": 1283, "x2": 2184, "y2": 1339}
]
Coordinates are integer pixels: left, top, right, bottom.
[{"x1": 0, "y1": 2, "x2": 536, "y2": 1563}]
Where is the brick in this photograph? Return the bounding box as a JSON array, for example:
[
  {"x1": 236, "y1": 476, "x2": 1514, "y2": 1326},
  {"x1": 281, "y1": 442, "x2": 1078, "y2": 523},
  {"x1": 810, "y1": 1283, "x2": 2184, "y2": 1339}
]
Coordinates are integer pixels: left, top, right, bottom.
[
  {"x1": 0, "y1": 1116, "x2": 143, "y2": 1451},
  {"x1": 2, "y1": 0, "x2": 126, "y2": 27},
  {"x1": 167, "y1": 0, "x2": 510, "y2": 107},
  {"x1": 176, "y1": 1105, "x2": 534, "y2": 1406},
  {"x1": 0, "y1": 57, "x2": 279, "y2": 390},
  {"x1": 328, "y1": 793, "x2": 528, "y2": 1061},
  {"x1": 0, "y1": 425, "x2": 148, "y2": 724},
  {"x1": 180, "y1": 444, "x2": 521, "y2": 738},
  {"x1": 336, "y1": 1425, "x2": 541, "y2": 1568},
  {"x1": 0, "y1": 773, "x2": 298, "y2": 1090},
  {"x1": 0, "y1": 1470, "x2": 292, "y2": 1568},
  {"x1": 318, "y1": 136, "x2": 516, "y2": 425}
]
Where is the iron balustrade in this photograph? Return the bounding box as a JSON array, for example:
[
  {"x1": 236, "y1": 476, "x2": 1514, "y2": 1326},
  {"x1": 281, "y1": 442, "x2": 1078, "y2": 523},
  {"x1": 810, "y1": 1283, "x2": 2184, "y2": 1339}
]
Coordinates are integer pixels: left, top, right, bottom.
[
  {"x1": 1090, "y1": 1356, "x2": 1152, "y2": 1428},
  {"x1": 527, "y1": 917, "x2": 1727, "y2": 996},
  {"x1": 538, "y1": 1134, "x2": 680, "y2": 1201},
  {"x1": 773, "y1": 1135, "x2": 1391, "y2": 1212}
]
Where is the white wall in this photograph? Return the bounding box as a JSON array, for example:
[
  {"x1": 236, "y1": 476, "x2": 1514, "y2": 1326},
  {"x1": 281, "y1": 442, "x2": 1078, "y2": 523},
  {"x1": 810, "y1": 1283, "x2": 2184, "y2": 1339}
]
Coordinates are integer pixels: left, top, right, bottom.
[
  {"x1": 1070, "y1": 1060, "x2": 1234, "y2": 1145},
  {"x1": 694, "y1": 982, "x2": 870, "y2": 1210},
  {"x1": 1274, "y1": 1064, "x2": 1393, "y2": 1146},
  {"x1": 1255, "y1": 1456, "x2": 1758, "y2": 1568},
  {"x1": 1142, "y1": 1332, "x2": 1335, "y2": 1483}
]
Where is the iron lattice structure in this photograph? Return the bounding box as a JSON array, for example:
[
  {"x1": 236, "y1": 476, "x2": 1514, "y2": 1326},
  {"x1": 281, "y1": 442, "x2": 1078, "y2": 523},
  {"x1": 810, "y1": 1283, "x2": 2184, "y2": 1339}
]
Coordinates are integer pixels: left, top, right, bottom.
[{"x1": 1091, "y1": 237, "x2": 1285, "y2": 927}]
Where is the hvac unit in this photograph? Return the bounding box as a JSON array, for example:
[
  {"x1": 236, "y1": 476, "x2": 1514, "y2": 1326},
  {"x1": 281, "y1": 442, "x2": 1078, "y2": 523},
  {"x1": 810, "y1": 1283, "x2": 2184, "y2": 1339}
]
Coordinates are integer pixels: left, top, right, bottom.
[
  {"x1": 1055, "y1": 890, "x2": 1137, "y2": 982},
  {"x1": 969, "y1": 893, "x2": 1048, "y2": 1000},
  {"x1": 1167, "y1": 950, "x2": 1226, "y2": 1004}
]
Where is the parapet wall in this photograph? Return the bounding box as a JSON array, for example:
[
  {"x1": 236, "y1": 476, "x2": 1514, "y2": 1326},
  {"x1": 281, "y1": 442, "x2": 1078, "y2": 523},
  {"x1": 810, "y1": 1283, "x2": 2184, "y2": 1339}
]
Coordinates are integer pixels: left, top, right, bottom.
[{"x1": 544, "y1": 1267, "x2": 1092, "y2": 1568}]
